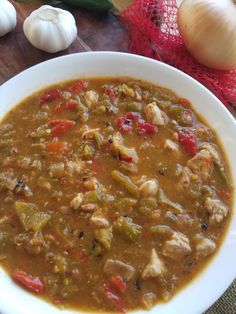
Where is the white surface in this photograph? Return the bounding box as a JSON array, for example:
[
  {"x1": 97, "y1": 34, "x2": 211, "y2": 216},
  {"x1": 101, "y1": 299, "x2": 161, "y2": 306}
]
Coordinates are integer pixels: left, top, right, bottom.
[{"x1": 0, "y1": 52, "x2": 235, "y2": 314}]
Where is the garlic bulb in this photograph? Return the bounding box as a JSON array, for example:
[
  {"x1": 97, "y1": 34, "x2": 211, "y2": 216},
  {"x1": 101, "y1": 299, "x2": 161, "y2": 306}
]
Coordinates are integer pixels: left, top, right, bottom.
[
  {"x1": 177, "y1": 0, "x2": 236, "y2": 70},
  {"x1": 0, "y1": 0, "x2": 17, "y2": 37},
  {"x1": 23, "y1": 5, "x2": 77, "y2": 53}
]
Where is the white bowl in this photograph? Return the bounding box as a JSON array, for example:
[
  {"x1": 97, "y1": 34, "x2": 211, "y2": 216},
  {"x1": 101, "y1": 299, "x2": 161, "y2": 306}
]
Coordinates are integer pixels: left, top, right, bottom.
[{"x1": 0, "y1": 52, "x2": 235, "y2": 314}]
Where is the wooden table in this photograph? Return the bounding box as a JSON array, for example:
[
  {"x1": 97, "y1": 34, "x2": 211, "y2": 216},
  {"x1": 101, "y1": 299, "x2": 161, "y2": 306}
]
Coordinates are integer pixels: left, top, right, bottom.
[
  {"x1": 0, "y1": 2, "x2": 130, "y2": 84},
  {"x1": 0, "y1": 1, "x2": 235, "y2": 117},
  {"x1": 0, "y1": 2, "x2": 235, "y2": 314}
]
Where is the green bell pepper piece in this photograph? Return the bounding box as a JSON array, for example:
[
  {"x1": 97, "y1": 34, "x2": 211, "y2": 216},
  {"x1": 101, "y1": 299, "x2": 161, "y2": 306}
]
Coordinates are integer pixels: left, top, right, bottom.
[
  {"x1": 62, "y1": 0, "x2": 113, "y2": 11},
  {"x1": 95, "y1": 227, "x2": 113, "y2": 250},
  {"x1": 113, "y1": 216, "x2": 142, "y2": 242},
  {"x1": 112, "y1": 170, "x2": 139, "y2": 198},
  {"x1": 15, "y1": 201, "x2": 51, "y2": 232}
]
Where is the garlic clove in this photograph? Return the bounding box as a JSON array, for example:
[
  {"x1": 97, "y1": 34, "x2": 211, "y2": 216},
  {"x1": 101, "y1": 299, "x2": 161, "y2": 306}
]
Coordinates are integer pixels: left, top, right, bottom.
[
  {"x1": 23, "y1": 5, "x2": 77, "y2": 53},
  {"x1": 0, "y1": 0, "x2": 17, "y2": 37}
]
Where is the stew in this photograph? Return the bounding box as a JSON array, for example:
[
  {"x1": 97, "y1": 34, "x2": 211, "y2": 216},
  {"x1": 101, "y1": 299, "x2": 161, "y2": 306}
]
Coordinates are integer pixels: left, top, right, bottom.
[{"x1": 0, "y1": 78, "x2": 232, "y2": 313}]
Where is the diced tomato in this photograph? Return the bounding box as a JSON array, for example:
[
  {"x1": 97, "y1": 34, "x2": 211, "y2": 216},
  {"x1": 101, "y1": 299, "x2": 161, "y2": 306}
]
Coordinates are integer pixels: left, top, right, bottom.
[
  {"x1": 105, "y1": 290, "x2": 120, "y2": 302},
  {"x1": 104, "y1": 290, "x2": 127, "y2": 313},
  {"x1": 178, "y1": 98, "x2": 191, "y2": 107},
  {"x1": 49, "y1": 119, "x2": 75, "y2": 137},
  {"x1": 116, "y1": 116, "x2": 133, "y2": 133},
  {"x1": 116, "y1": 112, "x2": 156, "y2": 135},
  {"x1": 69, "y1": 80, "x2": 88, "y2": 94},
  {"x1": 104, "y1": 87, "x2": 116, "y2": 103},
  {"x1": 53, "y1": 103, "x2": 64, "y2": 114},
  {"x1": 47, "y1": 141, "x2": 71, "y2": 154},
  {"x1": 12, "y1": 269, "x2": 44, "y2": 293},
  {"x1": 77, "y1": 250, "x2": 89, "y2": 263},
  {"x1": 53, "y1": 99, "x2": 77, "y2": 113},
  {"x1": 178, "y1": 129, "x2": 197, "y2": 157},
  {"x1": 51, "y1": 124, "x2": 72, "y2": 137},
  {"x1": 104, "y1": 280, "x2": 127, "y2": 313},
  {"x1": 120, "y1": 155, "x2": 133, "y2": 163},
  {"x1": 48, "y1": 120, "x2": 67, "y2": 127},
  {"x1": 111, "y1": 276, "x2": 126, "y2": 293},
  {"x1": 104, "y1": 282, "x2": 113, "y2": 292},
  {"x1": 137, "y1": 119, "x2": 157, "y2": 135},
  {"x1": 65, "y1": 99, "x2": 78, "y2": 111},
  {"x1": 126, "y1": 112, "x2": 141, "y2": 121},
  {"x1": 116, "y1": 112, "x2": 141, "y2": 133},
  {"x1": 217, "y1": 188, "x2": 231, "y2": 202},
  {"x1": 39, "y1": 89, "x2": 61, "y2": 104}
]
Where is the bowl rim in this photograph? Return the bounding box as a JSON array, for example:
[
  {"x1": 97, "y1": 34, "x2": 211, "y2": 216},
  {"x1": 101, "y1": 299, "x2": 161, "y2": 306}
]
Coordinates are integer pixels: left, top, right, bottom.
[
  {"x1": 1, "y1": 50, "x2": 235, "y2": 125},
  {"x1": 0, "y1": 51, "x2": 235, "y2": 314}
]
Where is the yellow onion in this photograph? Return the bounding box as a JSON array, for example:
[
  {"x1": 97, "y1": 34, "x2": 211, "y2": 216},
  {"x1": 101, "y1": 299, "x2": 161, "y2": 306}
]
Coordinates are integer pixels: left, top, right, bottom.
[{"x1": 177, "y1": 0, "x2": 236, "y2": 70}]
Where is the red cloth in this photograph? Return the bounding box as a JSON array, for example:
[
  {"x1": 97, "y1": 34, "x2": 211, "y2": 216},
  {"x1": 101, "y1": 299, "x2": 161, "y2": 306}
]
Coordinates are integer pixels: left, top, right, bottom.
[{"x1": 120, "y1": 0, "x2": 236, "y2": 107}]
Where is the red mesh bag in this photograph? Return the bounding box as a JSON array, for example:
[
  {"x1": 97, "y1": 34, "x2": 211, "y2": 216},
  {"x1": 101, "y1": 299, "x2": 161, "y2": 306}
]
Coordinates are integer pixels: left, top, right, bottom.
[{"x1": 120, "y1": 0, "x2": 236, "y2": 107}]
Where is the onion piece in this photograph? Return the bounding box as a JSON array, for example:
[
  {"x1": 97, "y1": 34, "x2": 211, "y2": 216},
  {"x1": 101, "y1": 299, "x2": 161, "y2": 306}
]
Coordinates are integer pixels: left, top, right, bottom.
[{"x1": 177, "y1": 0, "x2": 236, "y2": 70}]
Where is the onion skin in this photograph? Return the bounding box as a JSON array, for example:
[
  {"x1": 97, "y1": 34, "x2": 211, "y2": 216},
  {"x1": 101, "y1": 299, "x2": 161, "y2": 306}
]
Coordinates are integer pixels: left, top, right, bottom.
[{"x1": 177, "y1": 0, "x2": 236, "y2": 70}]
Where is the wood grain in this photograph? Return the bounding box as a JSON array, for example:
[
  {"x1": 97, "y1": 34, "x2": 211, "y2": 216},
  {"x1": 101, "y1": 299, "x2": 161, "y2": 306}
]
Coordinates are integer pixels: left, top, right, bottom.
[{"x1": 0, "y1": 2, "x2": 129, "y2": 85}]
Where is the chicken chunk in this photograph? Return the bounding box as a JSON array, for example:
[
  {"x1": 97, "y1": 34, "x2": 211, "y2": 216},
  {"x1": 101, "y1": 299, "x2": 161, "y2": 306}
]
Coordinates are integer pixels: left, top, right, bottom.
[
  {"x1": 175, "y1": 213, "x2": 194, "y2": 228},
  {"x1": 84, "y1": 178, "x2": 101, "y2": 191},
  {"x1": 38, "y1": 177, "x2": 51, "y2": 191},
  {"x1": 118, "y1": 84, "x2": 135, "y2": 98},
  {"x1": 81, "y1": 203, "x2": 98, "y2": 212},
  {"x1": 201, "y1": 143, "x2": 223, "y2": 169},
  {"x1": 163, "y1": 232, "x2": 191, "y2": 260},
  {"x1": 49, "y1": 162, "x2": 65, "y2": 178},
  {"x1": 144, "y1": 102, "x2": 168, "y2": 126},
  {"x1": 104, "y1": 259, "x2": 135, "y2": 281},
  {"x1": 84, "y1": 90, "x2": 99, "y2": 107},
  {"x1": 66, "y1": 160, "x2": 83, "y2": 176},
  {"x1": 90, "y1": 210, "x2": 110, "y2": 228},
  {"x1": 70, "y1": 193, "x2": 84, "y2": 210},
  {"x1": 0, "y1": 215, "x2": 10, "y2": 225},
  {"x1": 141, "y1": 292, "x2": 156, "y2": 310},
  {"x1": 176, "y1": 166, "x2": 195, "y2": 191},
  {"x1": 17, "y1": 157, "x2": 31, "y2": 169},
  {"x1": 82, "y1": 128, "x2": 100, "y2": 141},
  {"x1": 205, "y1": 197, "x2": 229, "y2": 225},
  {"x1": 164, "y1": 139, "x2": 179, "y2": 152},
  {"x1": 187, "y1": 149, "x2": 213, "y2": 180},
  {"x1": 142, "y1": 249, "x2": 166, "y2": 279},
  {"x1": 32, "y1": 160, "x2": 42, "y2": 171},
  {"x1": 195, "y1": 238, "x2": 216, "y2": 259},
  {"x1": 201, "y1": 143, "x2": 226, "y2": 179},
  {"x1": 14, "y1": 231, "x2": 47, "y2": 256},
  {"x1": 112, "y1": 131, "x2": 124, "y2": 146},
  {"x1": 0, "y1": 172, "x2": 17, "y2": 191},
  {"x1": 139, "y1": 179, "x2": 158, "y2": 198},
  {"x1": 165, "y1": 211, "x2": 194, "y2": 229}
]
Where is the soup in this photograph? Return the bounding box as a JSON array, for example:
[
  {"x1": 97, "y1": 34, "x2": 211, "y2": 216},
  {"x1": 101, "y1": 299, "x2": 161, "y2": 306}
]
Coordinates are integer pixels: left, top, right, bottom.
[{"x1": 0, "y1": 78, "x2": 232, "y2": 313}]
